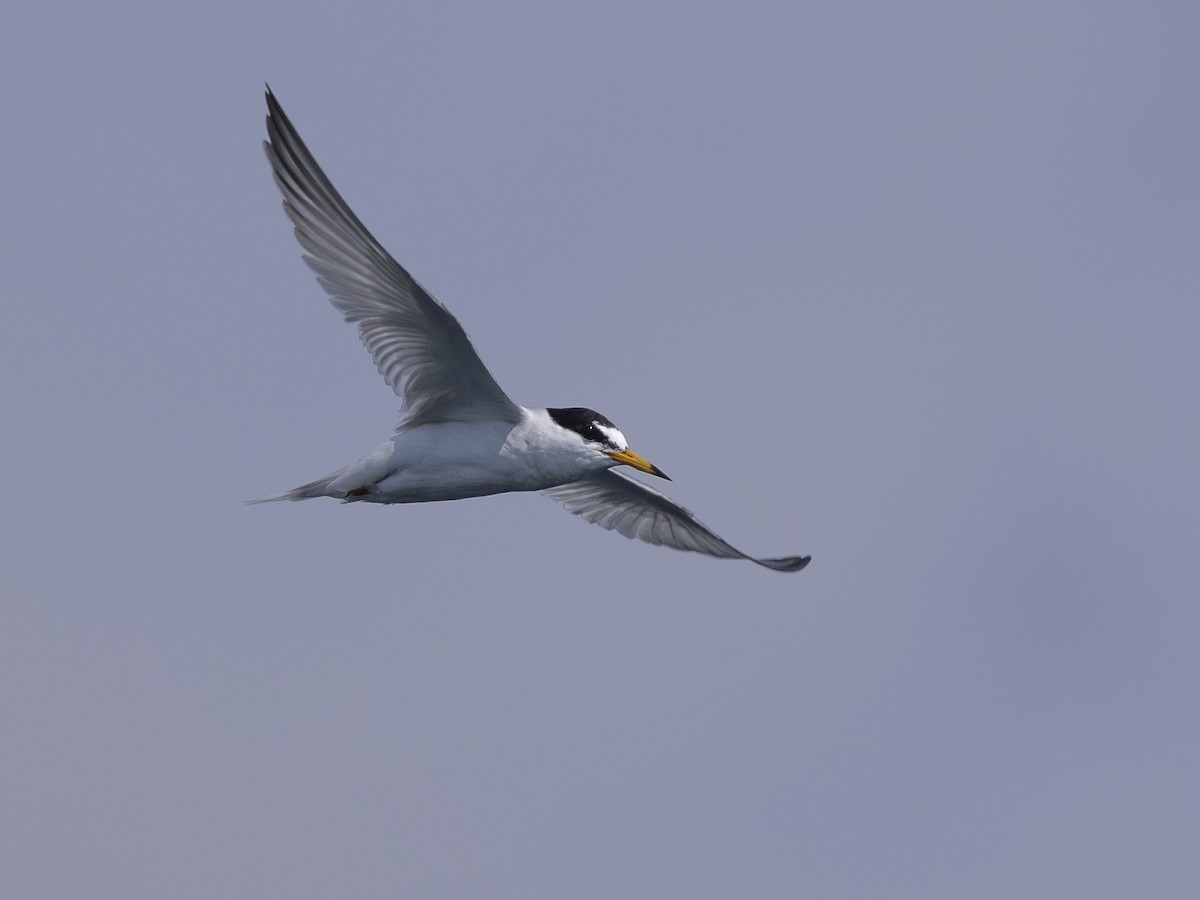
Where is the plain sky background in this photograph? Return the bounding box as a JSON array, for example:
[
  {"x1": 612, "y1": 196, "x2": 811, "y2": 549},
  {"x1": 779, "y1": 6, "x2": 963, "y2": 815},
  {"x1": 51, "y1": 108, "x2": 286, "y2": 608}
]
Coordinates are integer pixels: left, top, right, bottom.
[{"x1": 3, "y1": 1, "x2": 1197, "y2": 897}]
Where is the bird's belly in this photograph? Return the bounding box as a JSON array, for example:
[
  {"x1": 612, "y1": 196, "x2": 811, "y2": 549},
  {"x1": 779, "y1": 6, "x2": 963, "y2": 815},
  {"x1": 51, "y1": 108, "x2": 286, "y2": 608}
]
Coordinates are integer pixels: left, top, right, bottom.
[
  {"x1": 371, "y1": 459, "x2": 541, "y2": 503},
  {"x1": 341, "y1": 424, "x2": 570, "y2": 504}
]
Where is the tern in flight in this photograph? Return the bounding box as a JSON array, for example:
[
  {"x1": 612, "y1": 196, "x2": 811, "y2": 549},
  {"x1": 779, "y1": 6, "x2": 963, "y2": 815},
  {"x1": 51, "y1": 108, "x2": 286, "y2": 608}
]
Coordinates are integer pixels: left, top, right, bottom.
[{"x1": 252, "y1": 89, "x2": 810, "y2": 572}]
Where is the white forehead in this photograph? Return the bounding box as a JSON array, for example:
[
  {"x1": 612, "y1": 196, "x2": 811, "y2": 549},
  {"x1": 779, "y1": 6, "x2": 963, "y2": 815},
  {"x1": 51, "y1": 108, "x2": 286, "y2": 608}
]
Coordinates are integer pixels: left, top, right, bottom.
[{"x1": 596, "y1": 423, "x2": 628, "y2": 450}]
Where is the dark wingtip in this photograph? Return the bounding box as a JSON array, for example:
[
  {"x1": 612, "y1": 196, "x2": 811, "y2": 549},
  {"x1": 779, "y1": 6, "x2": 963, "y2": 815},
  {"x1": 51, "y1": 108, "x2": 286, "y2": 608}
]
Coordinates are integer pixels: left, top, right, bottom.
[{"x1": 758, "y1": 553, "x2": 812, "y2": 573}]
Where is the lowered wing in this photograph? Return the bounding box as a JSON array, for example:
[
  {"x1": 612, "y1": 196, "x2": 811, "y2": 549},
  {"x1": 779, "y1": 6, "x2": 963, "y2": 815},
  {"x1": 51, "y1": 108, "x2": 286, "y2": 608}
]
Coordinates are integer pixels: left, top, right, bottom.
[{"x1": 544, "y1": 470, "x2": 810, "y2": 572}]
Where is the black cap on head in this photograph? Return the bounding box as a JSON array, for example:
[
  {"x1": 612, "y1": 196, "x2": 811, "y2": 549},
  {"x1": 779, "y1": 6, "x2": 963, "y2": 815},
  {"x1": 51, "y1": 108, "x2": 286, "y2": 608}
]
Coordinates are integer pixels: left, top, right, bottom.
[{"x1": 547, "y1": 407, "x2": 617, "y2": 444}]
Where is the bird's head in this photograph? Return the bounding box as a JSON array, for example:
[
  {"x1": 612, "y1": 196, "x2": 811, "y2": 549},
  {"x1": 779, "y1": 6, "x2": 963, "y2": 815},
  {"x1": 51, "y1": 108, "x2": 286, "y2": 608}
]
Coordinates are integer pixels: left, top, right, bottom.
[{"x1": 547, "y1": 407, "x2": 669, "y2": 480}]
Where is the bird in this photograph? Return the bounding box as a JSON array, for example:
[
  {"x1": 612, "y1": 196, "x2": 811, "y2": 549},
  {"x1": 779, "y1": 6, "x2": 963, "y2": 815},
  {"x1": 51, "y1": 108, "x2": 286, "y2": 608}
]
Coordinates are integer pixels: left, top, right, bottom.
[{"x1": 251, "y1": 88, "x2": 810, "y2": 573}]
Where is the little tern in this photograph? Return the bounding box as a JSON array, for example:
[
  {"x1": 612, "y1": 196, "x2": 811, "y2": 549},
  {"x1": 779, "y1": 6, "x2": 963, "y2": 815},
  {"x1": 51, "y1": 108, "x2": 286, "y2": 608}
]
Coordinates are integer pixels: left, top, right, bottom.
[{"x1": 252, "y1": 89, "x2": 810, "y2": 573}]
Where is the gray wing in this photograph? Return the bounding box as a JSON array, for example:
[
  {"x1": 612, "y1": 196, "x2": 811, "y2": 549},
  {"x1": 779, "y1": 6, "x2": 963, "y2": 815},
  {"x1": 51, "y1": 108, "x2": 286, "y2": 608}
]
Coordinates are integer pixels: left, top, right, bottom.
[
  {"x1": 263, "y1": 88, "x2": 520, "y2": 429},
  {"x1": 543, "y1": 470, "x2": 811, "y2": 572}
]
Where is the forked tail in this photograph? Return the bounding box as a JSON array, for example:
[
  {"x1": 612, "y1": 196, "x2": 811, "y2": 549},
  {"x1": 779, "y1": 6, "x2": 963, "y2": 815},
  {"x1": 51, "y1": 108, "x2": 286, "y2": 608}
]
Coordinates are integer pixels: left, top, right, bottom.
[{"x1": 245, "y1": 470, "x2": 345, "y2": 504}]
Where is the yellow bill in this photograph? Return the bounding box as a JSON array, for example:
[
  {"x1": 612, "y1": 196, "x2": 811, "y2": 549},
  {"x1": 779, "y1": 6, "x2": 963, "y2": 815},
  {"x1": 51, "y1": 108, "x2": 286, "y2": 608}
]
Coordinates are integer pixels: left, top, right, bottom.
[{"x1": 606, "y1": 448, "x2": 670, "y2": 480}]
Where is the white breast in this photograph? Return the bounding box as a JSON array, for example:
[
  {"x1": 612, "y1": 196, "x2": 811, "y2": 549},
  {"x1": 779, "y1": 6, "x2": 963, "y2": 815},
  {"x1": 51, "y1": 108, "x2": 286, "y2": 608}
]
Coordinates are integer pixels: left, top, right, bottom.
[{"x1": 339, "y1": 408, "x2": 603, "y2": 503}]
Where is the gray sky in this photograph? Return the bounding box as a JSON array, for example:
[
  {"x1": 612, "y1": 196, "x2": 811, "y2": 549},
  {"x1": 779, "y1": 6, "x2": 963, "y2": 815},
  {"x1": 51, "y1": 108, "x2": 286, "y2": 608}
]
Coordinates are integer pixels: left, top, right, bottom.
[{"x1": 3, "y1": 1, "x2": 1197, "y2": 897}]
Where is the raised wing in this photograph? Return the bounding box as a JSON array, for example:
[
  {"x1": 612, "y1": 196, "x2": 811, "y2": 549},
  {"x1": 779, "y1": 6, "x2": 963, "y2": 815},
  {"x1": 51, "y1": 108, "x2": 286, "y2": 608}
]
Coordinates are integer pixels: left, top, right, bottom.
[
  {"x1": 263, "y1": 88, "x2": 520, "y2": 428},
  {"x1": 544, "y1": 470, "x2": 811, "y2": 572}
]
